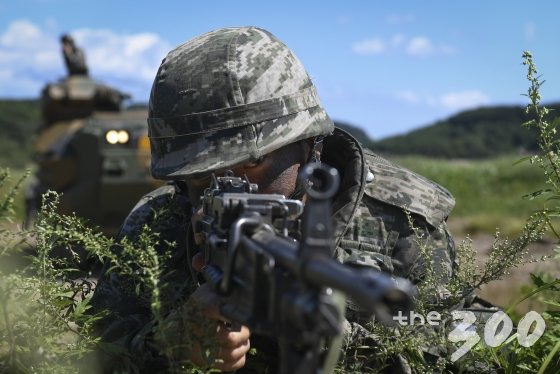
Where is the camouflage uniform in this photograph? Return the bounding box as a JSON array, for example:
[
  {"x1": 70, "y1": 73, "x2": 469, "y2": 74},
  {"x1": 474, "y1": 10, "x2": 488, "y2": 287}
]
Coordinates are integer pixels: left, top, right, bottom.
[
  {"x1": 61, "y1": 35, "x2": 89, "y2": 76},
  {"x1": 91, "y1": 127, "x2": 456, "y2": 372},
  {"x1": 90, "y1": 27, "x2": 456, "y2": 373}
]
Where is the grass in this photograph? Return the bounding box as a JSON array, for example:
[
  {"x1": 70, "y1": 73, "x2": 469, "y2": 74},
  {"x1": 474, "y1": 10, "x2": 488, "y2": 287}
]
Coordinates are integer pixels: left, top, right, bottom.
[
  {"x1": 394, "y1": 155, "x2": 546, "y2": 236},
  {"x1": 2, "y1": 155, "x2": 548, "y2": 237},
  {"x1": 1, "y1": 167, "x2": 32, "y2": 223}
]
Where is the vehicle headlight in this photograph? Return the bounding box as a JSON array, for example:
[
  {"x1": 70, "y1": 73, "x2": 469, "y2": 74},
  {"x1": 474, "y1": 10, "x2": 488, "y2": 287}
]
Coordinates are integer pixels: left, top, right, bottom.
[{"x1": 105, "y1": 130, "x2": 130, "y2": 144}]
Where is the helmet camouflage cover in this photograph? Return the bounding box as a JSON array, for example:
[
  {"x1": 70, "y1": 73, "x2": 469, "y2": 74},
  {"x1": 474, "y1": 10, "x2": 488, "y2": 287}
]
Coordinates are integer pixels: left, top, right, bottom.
[{"x1": 148, "y1": 26, "x2": 334, "y2": 179}]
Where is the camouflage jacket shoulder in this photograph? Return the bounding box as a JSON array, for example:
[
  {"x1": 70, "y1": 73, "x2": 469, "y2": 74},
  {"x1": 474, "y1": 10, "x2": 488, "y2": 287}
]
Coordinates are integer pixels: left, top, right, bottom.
[
  {"x1": 324, "y1": 129, "x2": 455, "y2": 282},
  {"x1": 118, "y1": 181, "x2": 190, "y2": 237},
  {"x1": 363, "y1": 149, "x2": 455, "y2": 227}
]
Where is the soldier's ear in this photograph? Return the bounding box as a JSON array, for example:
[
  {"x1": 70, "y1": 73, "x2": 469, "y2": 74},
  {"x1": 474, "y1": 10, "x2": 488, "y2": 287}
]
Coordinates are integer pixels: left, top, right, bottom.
[{"x1": 297, "y1": 139, "x2": 313, "y2": 164}]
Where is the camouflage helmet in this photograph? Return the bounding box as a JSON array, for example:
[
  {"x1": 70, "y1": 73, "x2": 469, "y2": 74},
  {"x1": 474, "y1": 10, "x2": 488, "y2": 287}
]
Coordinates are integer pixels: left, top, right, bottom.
[{"x1": 148, "y1": 26, "x2": 334, "y2": 179}]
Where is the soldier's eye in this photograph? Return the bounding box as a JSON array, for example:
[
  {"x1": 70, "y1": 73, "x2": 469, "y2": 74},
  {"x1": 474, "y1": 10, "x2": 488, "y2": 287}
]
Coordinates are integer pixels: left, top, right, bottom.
[{"x1": 244, "y1": 156, "x2": 266, "y2": 168}]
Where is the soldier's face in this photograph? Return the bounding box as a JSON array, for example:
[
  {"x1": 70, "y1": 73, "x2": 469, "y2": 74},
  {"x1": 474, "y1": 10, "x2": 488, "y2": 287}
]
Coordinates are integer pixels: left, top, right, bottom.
[{"x1": 186, "y1": 141, "x2": 311, "y2": 203}]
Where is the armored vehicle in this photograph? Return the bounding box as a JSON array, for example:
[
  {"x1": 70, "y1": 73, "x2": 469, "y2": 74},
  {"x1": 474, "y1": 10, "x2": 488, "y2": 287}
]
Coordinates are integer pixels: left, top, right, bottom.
[{"x1": 26, "y1": 76, "x2": 161, "y2": 236}]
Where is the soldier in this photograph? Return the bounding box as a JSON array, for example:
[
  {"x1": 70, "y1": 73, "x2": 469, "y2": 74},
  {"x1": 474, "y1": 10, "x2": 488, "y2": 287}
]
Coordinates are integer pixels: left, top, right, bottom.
[
  {"x1": 91, "y1": 27, "x2": 457, "y2": 372},
  {"x1": 60, "y1": 34, "x2": 89, "y2": 76}
]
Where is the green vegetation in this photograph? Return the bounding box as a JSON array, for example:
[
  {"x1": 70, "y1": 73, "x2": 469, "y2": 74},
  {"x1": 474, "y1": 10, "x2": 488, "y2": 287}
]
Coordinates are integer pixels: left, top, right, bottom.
[
  {"x1": 396, "y1": 156, "x2": 546, "y2": 235},
  {"x1": 1, "y1": 168, "x2": 30, "y2": 222},
  {"x1": 482, "y1": 50, "x2": 560, "y2": 374},
  {"x1": 0, "y1": 100, "x2": 40, "y2": 169},
  {"x1": 0, "y1": 173, "x2": 173, "y2": 373}
]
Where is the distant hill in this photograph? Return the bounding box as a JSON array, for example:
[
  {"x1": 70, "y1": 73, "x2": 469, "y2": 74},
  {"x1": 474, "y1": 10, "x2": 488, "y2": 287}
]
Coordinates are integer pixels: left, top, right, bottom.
[
  {"x1": 339, "y1": 104, "x2": 560, "y2": 158},
  {"x1": 333, "y1": 120, "x2": 374, "y2": 146},
  {"x1": 0, "y1": 99, "x2": 41, "y2": 168}
]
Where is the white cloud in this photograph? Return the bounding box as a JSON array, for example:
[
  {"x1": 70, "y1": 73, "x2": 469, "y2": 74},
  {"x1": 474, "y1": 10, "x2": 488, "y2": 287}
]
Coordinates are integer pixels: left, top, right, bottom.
[
  {"x1": 352, "y1": 34, "x2": 456, "y2": 57},
  {"x1": 71, "y1": 28, "x2": 171, "y2": 85},
  {"x1": 0, "y1": 19, "x2": 59, "y2": 70},
  {"x1": 0, "y1": 19, "x2": 171, "y2": 100},
  {"x1": 439, "y1": 90, "x2": 490, "y2": 110},
  {"x1": 406, "y1": 36, "x2": 434, "y2": 56},
  {"x1": 0, "y1": 19, "x2": 44, "y2": 46},
  {"x1": 395, "y1": 89, "x2": 490, "y2": 111},
  {"x1": 352, "y1": 37, "x2": 385, "y2": 55}
]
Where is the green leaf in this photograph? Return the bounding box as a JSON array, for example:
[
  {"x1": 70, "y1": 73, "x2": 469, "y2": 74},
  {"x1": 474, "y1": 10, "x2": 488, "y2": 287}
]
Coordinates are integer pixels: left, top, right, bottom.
[
  {"x1": 530, "y1": 273, "x2": 546, "y2": 287},
  {"x1": 542, "y1": 300, "x2": 560, "y2": 308},
  {"x1": 513, "y1": 156, "x2": 533, "y2": 166},
  {"x1": 72, "y1": 298, "x2": 91, "y2": 317},
  {"x1": 523, "y1": 189, "x2": 552, "y2": 200},
  {"x1": 522, "y1": 119, "x2": 537, "y2": 128}
]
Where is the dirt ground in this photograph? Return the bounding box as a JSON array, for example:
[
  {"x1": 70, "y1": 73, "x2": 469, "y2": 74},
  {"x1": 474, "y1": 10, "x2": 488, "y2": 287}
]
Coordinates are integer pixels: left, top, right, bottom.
[{"x1": 456, "y1": 232, "x2": 559, "y2": 313}]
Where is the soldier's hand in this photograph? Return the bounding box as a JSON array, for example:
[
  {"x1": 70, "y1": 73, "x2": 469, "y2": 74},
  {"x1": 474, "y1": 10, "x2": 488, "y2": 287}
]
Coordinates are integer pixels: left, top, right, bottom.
[
  {"x1": 191, "y1": 205, "x2": 206, "y2": 246},
  {"x1": 156, "y1": 282, "x2": 251, "y2": 371},
  {"x1": 186, "y1": 284, "x2": 251, "y2": 371}
]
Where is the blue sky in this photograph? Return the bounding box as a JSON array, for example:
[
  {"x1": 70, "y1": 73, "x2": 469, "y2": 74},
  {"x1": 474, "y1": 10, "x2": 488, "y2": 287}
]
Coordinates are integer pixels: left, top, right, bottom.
[{"x1": 1, "y1": 0, "x2": 559, "y2": 139}]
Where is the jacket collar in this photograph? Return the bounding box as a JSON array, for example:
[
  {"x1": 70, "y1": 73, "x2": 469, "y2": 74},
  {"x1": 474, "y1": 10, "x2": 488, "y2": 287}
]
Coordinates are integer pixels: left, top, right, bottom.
[{"x1": 322, "y1": 127, "x2": 368, "y2": 246}]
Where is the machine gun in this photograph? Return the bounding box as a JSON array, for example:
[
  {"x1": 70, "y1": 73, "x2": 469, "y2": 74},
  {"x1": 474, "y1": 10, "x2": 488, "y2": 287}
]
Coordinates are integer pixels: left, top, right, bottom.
[{"x1": 197, "y1": 163, "x2": 414, "y2": 374}]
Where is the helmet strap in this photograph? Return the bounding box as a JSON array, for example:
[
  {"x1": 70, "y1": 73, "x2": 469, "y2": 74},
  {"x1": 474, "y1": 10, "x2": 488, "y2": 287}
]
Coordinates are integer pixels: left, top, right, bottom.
[
  {"x1": 310, "y1": 136, "x2": 324, "y2": 164},
  {"x1": 288, "y1": 136, "x2": 324, "y2": 200}
]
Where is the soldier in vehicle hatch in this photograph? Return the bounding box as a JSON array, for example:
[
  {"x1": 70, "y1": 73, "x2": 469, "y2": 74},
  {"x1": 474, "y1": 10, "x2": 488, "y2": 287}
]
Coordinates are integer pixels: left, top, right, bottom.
[
  {"x1": 91, "y1": 27, "x2": 464, "y2": 373},
  {"x1": 26, "y1": 35, "x2": 158, "y2": 238},
  {"x1": 61, "y1": 34, "x2": 88, "y2": 76}
]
